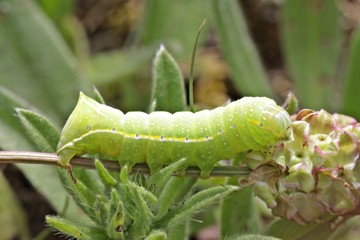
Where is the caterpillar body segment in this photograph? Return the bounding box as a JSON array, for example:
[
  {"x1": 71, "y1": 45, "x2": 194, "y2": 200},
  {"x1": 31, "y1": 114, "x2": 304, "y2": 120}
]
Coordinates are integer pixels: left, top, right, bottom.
[
  {"x1": 57, "y1": 92, "x2": 292, "y2": 178},
  {"x1": 147, "y1": 111, "x2": 173, "y2": 172}
]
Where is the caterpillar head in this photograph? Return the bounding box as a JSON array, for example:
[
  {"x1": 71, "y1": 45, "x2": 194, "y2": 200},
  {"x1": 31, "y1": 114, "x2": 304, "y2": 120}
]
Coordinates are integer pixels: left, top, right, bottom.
[
  {"x1": 267, "y1": 105, "x2": 293, "y2": 144},
  {"x1": 240, "y1": 97, "x2": 293, "y2": 148},
  {"x1": 244, "y1": 98, "x2": 293, "y2": 169}
]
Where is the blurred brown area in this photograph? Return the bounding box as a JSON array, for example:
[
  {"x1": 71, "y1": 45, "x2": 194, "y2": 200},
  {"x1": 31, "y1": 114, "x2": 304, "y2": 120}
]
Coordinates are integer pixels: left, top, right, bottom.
[{"x1": 75, "y1": 0, "x2": 144, "y2": 52}]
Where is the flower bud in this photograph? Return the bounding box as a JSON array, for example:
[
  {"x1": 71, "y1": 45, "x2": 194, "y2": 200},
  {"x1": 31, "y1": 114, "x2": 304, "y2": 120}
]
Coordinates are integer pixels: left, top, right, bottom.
[{"x1": 245, "y1": 109, "x2": 360, "y2": 224}]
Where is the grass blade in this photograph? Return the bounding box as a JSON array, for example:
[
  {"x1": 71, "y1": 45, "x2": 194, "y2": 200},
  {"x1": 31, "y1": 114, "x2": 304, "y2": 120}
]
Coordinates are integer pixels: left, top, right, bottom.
[
  {"x1": 281, "y1": 0, "x2": 343, "y2": 110},
  {"x1": 212, "y1": 0, "x2": 274, "y2": 97}
]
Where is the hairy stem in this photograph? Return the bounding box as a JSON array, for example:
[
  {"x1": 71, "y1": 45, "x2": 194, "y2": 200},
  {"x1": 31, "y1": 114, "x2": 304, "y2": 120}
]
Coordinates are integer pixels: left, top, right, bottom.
[{"x1": 0, "y1": 151, "x2": 251, "y2": 177}]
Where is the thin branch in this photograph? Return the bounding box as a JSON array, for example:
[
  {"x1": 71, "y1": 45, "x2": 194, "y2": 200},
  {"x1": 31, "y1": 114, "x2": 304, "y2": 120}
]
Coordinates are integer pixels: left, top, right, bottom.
[{"x1": 0, "y1": 151, "x2": 251, "y2": 177}]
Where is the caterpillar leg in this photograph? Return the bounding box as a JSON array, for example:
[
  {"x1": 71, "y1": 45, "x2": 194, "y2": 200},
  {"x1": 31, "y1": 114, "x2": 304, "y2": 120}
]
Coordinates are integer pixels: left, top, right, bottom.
[
  {"x1": 67, "y1": 164, "x2": 77, "y2": 183},
  {"x1": 56, "y1": 161, "x2": 77, "y2": 183},
  {"x1": 200, "y1": 167, "x2": 213, "y2": 179}
]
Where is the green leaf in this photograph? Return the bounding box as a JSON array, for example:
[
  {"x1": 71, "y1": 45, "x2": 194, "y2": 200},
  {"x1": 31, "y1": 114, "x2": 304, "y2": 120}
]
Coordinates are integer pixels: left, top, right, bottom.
[
  {"x1": 95, "y1": 159, "x2": 117, "y2": 187},
  {"x1": 136, "y1": 0, "x2": 210, "y2": 57},
  {"x1": 85, "y1": 48, "x2": 154, "y2": 85},
  {"x1": 55, "y1": 169, "x2": 103, "y2": 223},
  {"x1": 72, "y1": 167, "x2": 105, "y2": 195},
  {"x1": 0, "y1": 87, "x2": 34, "y2": 151},
  {"x1": 108, "y1": 189, "x2": 121, "y2": 219},
  {"x1": 0, "y1": 0, "x2": 91, "y2": 123},
  {"x1": 221, "y1": 186, "x2": 261, "y2": 237},
  {"x1": 16, "y1": 108, "x2": 60, "y2": 152},
  {"x1": 329, "y1": 216, "x2": 360, "y2": 240},
  {"x1": 224, "y1": 234, "x2": 280, "y2": 240},
  {"x1": 15, "y1": 107, "x2": 86, "y2": 222},
  {"x1": 106, "y1": 190, "x2": 125, "y2": 239},
  {"x1": 93, "y1": 195, "x2": 108, "y2": 226},
  {"x1": 282, "y1": 92, "x2": 299, "y2": 115},
  {"x1": 341, "y1": 27, "x2": 360, "y2": 119},
  {"x1": 36, "y1": 0, "x2": 74, "y2": 24},
  {"x1": 93, "y1": 86, "x2": 106, "y2": 104},
  {"x1": 154, "y1": 177, "x2": 197, "y2": 221},
  {"x1": 151, "y1": 45, "x2": 186, "y2": 113},
  {"x1": 221, "y1": 153, "x2": 261, "y2": 237},
  {"x1": 281, "y1": 0, "x2": 343, "y2": 110},
  {"x1": 157, "y1": 185, "x2": 239, "y2": 229},
  {"x1": 126, "y1": 185, "x2": 152, "y2": 239},
  {"x1": 166, "y1": 222, "x2": 188, "y2": 240},
  {"x1": 147, "y1": 158, "x2": 188, "y2": 193},
  {"x1": 265, "y1": 218, "x2": 335, "y2": 240},
  {"x1": 46, "y1": 216, "x2": 95, "y2": 240},
  {"x1": 212, "y1": 0, "x2": 273, "y2": 97},
  {"x1": 145, "y1": 230, "x2": 167, "y2": 240},
  {"x1": 148, "y1": 35, "x2": 191, "y2": 239},
  {"x1": 72, "y1": 180, "x2": 97, "y2": 215},
  {"x1": 106, "y1": 201, "x2": 125, "y2": 239}
]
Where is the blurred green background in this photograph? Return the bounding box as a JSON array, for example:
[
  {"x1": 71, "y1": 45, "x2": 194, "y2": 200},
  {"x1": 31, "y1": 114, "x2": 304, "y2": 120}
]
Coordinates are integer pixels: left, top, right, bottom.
[{"x1": 1, "y1": 0, "x2": 360, "y2": 239}]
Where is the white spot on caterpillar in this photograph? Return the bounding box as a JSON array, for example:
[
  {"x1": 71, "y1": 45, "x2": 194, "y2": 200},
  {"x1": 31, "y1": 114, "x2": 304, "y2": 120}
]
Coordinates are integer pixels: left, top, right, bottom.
[
  {"x1": 185, "y1": 137, "x2": 190, "y2": 142},
  {"x1": 112, "y1": 128, "x2": 115, "y2": 132},
  {"x1": 205, "y1": 136, "x2": 209, "y2": 140},
  {"x1": 160, "y1": 136, "x2": 165, "y2": 141},
  {"x1": 86, "y1": 125, "x2": 91, "y2": 131},
  {"x1": 218, "y1": 130, "x2": 223, "y2": 134},
  {"x1": 135, "y1": 134, "x2": 140, "y2": 139},
  {"x1": 230, "y1": 124, "x2": 236, "y2": 128}
]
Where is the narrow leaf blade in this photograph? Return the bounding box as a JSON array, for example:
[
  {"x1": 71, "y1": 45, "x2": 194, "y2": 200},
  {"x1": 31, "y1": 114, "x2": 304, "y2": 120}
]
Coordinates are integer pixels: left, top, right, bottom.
[
  {"x1": 159, "y1": 185, "x2": 239, "y2": 229},
  {"x1": 341, "y1": 27, "x2": 360, "y2": 119},
  {"x1": 0, "y1": 0, "x2": 91, "y2": 122},
  {"x1": 16, "y1": 108, "x2": 60, "y2": 152},
  {"x1": 281, "y1": 0, "x2": 343, "y2": 110},
  {"x1": 15, "y1": 108, "x2": 85, "y2": 222},
  {"x1": 0, "y1": 87, "x2": 34, "y2": 151},
  {"x1": 221, "y1": 186, "x2": 261, "y2": 237},
  {"x1": 265, "y1": 218, "x2": 335, "y2": 240},
  {"x1": 212, "y1": 0, "x2": 274, "y2": 97},
  {"x1": 151, "y1": 45, "x2": 186, "y2": 113}
]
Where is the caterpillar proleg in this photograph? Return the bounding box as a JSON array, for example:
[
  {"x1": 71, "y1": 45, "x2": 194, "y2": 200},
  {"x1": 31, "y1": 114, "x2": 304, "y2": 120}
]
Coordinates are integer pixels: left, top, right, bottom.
[{"x1": 57, "y1": 93, "x2": 292, "y2": 178}]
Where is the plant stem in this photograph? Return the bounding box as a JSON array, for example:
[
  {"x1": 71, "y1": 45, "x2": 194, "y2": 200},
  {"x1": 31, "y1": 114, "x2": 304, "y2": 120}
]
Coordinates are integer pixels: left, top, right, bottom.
[
  {"x1": 188, "y1": 19, "x2": 206, "y2": 113},
  {"x1": 0, "y1": 151, "x2": 251, "y2": 177}
]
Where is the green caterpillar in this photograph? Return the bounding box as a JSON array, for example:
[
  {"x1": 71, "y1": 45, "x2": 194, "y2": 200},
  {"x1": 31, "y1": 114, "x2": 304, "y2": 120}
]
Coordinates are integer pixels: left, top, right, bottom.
[{"x1": 57, "y1": 93, "x2": 292, "y2": 178}]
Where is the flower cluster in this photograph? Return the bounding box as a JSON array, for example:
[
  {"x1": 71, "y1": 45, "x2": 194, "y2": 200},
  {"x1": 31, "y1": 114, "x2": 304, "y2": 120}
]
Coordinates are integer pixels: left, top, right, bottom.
[{"x1": 244, "y1": 109, "x2": 360, "y2": 224}]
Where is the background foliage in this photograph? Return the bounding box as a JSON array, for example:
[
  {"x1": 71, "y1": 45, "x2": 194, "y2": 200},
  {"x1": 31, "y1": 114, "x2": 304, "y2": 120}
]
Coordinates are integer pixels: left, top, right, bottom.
[{"x1": 0, "y1": 0, "x2": 360, "y2": 239}]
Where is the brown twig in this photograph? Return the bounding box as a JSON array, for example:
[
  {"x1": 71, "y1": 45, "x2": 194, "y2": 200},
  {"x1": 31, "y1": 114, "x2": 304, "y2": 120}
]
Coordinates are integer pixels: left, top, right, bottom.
[{"x1": 0, "y1": 151, "x2": 251, "y2": 177}]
